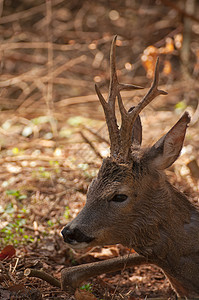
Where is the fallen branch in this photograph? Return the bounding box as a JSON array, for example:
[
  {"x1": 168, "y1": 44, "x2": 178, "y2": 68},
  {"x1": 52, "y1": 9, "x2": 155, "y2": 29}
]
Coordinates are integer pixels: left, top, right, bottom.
[
  {"x1": 24, "y1": 268, "x2": 61, "y2": 288},
  {"x1": 61, "y1": 253, "x2": 150, "y2": 290}
]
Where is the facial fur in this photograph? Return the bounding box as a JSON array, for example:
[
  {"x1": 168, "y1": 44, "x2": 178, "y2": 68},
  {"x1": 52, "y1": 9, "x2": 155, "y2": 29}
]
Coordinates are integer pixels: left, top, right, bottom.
[{"x1": 63, "y1": 151, "x2": 166, "y2": 252}]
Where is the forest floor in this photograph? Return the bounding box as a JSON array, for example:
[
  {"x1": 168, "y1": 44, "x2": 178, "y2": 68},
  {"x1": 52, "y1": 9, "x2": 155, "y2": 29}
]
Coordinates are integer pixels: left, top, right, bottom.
[{"x1": 0, "y1": 0, "x2": 199, "y2": 299}]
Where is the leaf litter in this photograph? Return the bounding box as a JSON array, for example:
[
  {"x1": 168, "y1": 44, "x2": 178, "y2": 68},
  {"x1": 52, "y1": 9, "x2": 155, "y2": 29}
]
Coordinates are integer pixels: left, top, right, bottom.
[{"x1": 0, "y1": 0, "x2": 199, "y2": 299}]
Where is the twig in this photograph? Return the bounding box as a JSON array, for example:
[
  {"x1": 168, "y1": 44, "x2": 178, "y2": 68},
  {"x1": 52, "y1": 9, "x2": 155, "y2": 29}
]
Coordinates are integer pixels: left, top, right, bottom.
[
  {"x1": 23, "y1": 225, "x2": 45, "y2": 234},
  {"x1": 0, "y1": 0, "x2": 64, "y2": 24},
  {"x1": 84, "y1": 126, "x2": 109, "y2": 145},
  {"x1": 191, "y1": 100, "x2": 199, "y2": 125},
  {"x1": 154, "y1": 25, "x2": 183, "y2": 48},
  {"x1": 46, "y1": 0, "x2": 57, "y2": 138},
  {"x1": 74, "y1": 2, "x2": 89, "y2": 37},
  {"x1": 0, "y1": 0, "x2": 4, "y2": 18},
  {"x1": 160, "y1": 0, "x2": 199, "y2": 23},
  {"x1": 24, "y1": 268, "x2": 61, "y2": 288},
  {"x1": 0, "y1": 41, "x2": 76, "y2": 51},
  {"x1": 0, "y1": 74, "x2": 89, "y2": 88},
  {"x1": 51, "y1": 55, "x2": 87, "y2": 78},
  {"x1": 181, "y1": 0, "x2": 195, "y2": 68},
  {"x1": 79, "y1": 131, "x2": 103, "y2": 159},
  {"x1": 11, "y1": 257, "x2": 19, "y2": 274},
  {"x1": 0, "y1": 155, "x2": 65, "y2": 164},
  {"x1": 111, "y1": 248, "x2": 133, "y2": 300},
  {"x1": 3, "y1": 51, "x2": 47, "y2": 65}
]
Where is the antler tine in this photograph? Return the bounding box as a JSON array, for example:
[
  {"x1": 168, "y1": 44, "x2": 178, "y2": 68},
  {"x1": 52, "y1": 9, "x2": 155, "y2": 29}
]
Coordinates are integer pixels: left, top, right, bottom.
[
  {"x1": 95, "y1": 83, "x2": 120, "y2": 156},
  {"x1": 110, "y1": 36, "x2": 143, "y2": 93},
  {"x1": 94, "y1": 36, "x2": 120, "y2": 156},
  {"x1": 108, "y1": 35, "x2": 118, "y2": 106},
  {"x1": 133, "y1": 57, "x2": 168, "y2": 116},
  {"x1": 119, "y1": 57, "x2": 167, "y2": 160}
]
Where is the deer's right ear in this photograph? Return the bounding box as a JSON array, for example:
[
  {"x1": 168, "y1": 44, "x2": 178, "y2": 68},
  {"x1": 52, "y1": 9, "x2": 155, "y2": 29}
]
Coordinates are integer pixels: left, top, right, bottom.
[
  {"x1": 146, "y1": 112, "x2": 190, "y2": 170},
  {"x1": 128, "y1": 106, "x2": 142, "y2": 146}
]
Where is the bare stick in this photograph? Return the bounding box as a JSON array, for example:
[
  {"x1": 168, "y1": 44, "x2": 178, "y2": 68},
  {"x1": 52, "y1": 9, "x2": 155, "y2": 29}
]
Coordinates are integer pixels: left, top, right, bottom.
[
  {"x1": 160, "y1": 0, "x2": 199, "y2": 23},
  {"x1": 79, "y1": 131, "x2": 103, "y2": 159},
  {"x1": 61, "y1": 253, "x2": 150, "y2": 290},
  {"x1": 84, "y1": 126, "x2": 109, "y2": 145},
  {"x1": 0, "y1": 0, "x2": 64, "y2": 24},
  {"x1": 24, "y1": 268, "x2": 61, "y2": 288},
  {"x1": 0, "y1": 41, "x2": 75, "y2": 51},
  {"x1": 181, "y1": 0, "x2": 195, "y2": 71},
  {"x1": 46, "y1": 0, "x2": 57, "y2": 137}
]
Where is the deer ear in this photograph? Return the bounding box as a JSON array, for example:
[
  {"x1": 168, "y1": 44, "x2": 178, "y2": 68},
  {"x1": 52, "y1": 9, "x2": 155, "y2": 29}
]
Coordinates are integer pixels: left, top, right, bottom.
[
  {"x1": 147, "y1": 112, "x2": 190, "y2": 170},
  {"x1": 128, "y1": 106, "x2": 142, "y2": 146}
]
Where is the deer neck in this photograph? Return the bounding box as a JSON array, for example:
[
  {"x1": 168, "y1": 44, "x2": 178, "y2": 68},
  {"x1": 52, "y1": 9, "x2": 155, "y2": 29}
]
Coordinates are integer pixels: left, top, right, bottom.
[
  {"x1": 134, "y1": 180, "x2": 199, "y2": 297},
  {"x1": 153, "y1": 181, "x2": 199, "y2": 259}
]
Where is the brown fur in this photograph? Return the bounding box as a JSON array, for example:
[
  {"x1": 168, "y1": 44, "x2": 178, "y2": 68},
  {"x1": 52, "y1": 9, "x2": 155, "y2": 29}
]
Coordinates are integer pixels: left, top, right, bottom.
[{"x1": 63, "y1": 149, "x2": 199, "y2": 297}]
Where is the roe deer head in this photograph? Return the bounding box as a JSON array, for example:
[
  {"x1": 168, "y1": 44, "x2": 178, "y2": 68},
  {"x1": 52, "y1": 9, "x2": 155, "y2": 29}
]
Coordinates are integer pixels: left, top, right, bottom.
[{"x1": 61, "y1": 36, "x2": 199, "y2": 298}]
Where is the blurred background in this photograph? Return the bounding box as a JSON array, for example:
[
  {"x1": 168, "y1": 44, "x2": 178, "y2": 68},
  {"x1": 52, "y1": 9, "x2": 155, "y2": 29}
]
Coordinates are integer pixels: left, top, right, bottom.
[{"x1": 0, "y1": 0, "x2": 199, "y2": 299}]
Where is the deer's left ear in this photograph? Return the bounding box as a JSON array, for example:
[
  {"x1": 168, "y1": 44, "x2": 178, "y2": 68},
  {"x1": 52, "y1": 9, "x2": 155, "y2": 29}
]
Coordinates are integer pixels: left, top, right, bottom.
[{"x1": 146, "y1": 112, "x2": 190, "y2": 170}]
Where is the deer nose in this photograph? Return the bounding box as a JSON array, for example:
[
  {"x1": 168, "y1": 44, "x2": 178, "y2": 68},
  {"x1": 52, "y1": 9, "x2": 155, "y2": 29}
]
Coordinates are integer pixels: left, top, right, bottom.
[{"x1": 61, "y1": 225, "x2": 94, "y2": 244}]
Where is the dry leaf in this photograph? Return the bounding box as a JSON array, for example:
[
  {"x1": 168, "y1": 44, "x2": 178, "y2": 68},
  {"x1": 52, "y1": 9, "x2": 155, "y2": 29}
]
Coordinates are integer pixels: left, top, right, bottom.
[
  {"x1": 89, "y1": 246, "x2": 119, "y2": 259},
  {"x1": 75, "y1": 289, "x2": 97, "y2": 300},
  {"x1": 0, "y1": 245, "x2": 16, "y2": 260},
  {"x1": 141, "y1": 45, "x2": 158, "y2": 78},
  {"x1": 141, "y1": 34, "x2": 183, "y2": 78},
  {"x1": 8, "y1": 284, "x2": 26, "y2": 292},
  {"x1": 163, "y1": 60, "x2": 172, "y2": 75}
]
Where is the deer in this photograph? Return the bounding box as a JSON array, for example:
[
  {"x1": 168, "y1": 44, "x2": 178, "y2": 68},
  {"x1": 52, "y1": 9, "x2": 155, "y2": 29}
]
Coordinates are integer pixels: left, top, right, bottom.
[{"x1": 61, "y1": 36, "x2": 199, "y2": 298}]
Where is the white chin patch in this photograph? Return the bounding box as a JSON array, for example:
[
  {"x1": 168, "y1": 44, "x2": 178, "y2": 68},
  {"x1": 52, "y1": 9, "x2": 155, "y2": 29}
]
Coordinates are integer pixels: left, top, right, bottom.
[{"x1": 67, "y1": 241, "x2": 89, "y2": 250}]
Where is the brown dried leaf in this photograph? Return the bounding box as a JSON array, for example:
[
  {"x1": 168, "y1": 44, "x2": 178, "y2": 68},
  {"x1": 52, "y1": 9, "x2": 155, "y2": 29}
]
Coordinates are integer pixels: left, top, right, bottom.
[
  {"x1": 89, "y1": 246, "x2": 119, "y2": 259},
  {"x1": 75, "y1": 289, "x2": 97, "y2": 300}
]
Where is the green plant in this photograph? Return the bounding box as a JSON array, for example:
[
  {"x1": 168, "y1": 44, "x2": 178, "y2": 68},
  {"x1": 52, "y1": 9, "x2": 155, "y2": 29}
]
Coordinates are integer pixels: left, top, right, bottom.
[
  {"x1": 175, "y1": 100, "x2": 187, "y2": 112},
  {"x1": 0, "y1": 203, "x2": 34, "y2": 246},
  {"x1": 79, "y1": 283, "x2": 92, "y2": 292},
  {"x1": 49, "y1": 160, "x2": 61, "y2": 173},
  {"x1": 38, "y1": 167, "x2": 51, "y2": 178},
  {"x1": 6, "y1": 189, "x2": 27, "y2": 201},
  {"x1": 1, "y1": 214, "x2": 34, "y2": 246},
  {"x1": 47, "y1": 220, "x2": 54, "y2": 227},
  {"x1": 77, "y1": 163, "x2": 98, "y2": 179},
  {"x1": 64, "y1": 206, "x2": 70, "y2": 219},
  {"x1": 12, "y1": 147, "x2": 19, "y2": 155},
  {"x1": 32, "y1": 162, "x2": 61, "y2": 180},
  {"x1": 32, "y1": 167, "x2": 51, "y2": 179}
]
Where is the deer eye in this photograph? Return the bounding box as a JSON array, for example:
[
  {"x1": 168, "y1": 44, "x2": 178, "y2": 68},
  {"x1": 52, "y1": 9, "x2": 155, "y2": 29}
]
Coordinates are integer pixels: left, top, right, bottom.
[{"x1": 111, "y1": 194, "x2": 128, "y2": 203}]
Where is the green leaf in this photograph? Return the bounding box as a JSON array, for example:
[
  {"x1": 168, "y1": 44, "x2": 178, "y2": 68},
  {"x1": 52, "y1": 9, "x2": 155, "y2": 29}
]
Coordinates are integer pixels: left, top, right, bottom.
[
  {"x1": 12, "y1": 147, "x2": 19, "y2": 155},
  {"x1": 80, "y1": 283, "x2": 92, "y2": 292},
  {"x1": 175, "y1": 101, "x2": 187, "y2": 111},
  {"x1": 64, "y1": 206, "x2": 70, "y2": 220}
]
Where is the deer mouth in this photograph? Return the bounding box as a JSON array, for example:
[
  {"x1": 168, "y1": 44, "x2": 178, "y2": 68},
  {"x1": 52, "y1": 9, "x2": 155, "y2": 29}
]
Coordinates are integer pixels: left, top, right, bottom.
[{"x1": 61, "y1": 226, "x2": 95, "y2": 249}]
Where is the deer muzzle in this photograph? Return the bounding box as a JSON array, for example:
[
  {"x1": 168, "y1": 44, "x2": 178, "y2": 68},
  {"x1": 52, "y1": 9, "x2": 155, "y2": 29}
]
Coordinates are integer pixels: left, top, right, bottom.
[{"x1": 61, "y1": 224, "x2": 95, "y2": 249}]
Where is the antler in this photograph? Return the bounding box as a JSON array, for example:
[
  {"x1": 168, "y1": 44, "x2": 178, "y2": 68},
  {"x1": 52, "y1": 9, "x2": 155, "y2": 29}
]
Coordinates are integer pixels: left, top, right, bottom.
[
  {"x1": 95, "y1": 36, "x2": 167, "y2": 160},
  {"x1": 95, "y1": 36, "x2": 143, "y2": 157}
]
